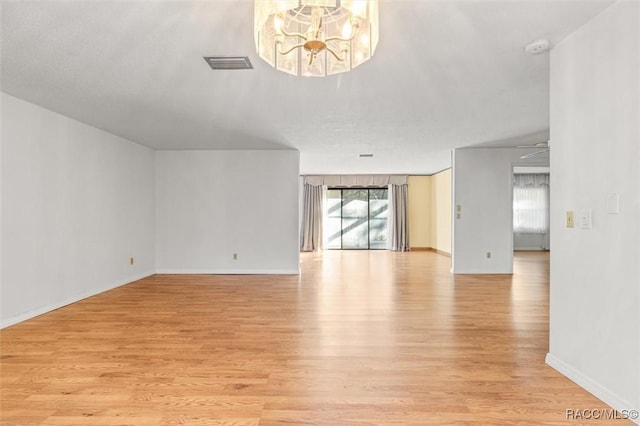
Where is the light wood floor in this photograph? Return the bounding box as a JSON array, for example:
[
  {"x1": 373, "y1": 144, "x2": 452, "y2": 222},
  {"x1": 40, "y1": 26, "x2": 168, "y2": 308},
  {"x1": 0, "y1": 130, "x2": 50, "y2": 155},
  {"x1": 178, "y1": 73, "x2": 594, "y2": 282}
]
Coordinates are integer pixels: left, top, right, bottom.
[{"x1": 1, "y1": 251, "x2": 627, "y2": 425}]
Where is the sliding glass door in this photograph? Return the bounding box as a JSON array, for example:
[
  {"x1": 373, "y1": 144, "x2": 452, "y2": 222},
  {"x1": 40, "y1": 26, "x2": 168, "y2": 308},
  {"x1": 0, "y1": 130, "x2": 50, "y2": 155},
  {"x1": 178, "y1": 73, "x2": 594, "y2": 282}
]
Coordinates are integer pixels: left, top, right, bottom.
[{"x1": 325, "y1": 188, "x2": 388, "y2": 250}]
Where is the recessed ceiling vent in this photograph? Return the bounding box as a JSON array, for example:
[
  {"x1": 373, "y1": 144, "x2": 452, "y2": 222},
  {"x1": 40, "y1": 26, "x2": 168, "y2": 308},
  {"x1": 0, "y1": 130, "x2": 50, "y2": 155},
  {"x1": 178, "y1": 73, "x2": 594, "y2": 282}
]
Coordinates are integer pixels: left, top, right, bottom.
[
  {"x1": 204, "y1": 56, "x2": 253, "y2": 70},
  {"x1": 359, "y1": 154, "x2": 374, "y2": 158}
]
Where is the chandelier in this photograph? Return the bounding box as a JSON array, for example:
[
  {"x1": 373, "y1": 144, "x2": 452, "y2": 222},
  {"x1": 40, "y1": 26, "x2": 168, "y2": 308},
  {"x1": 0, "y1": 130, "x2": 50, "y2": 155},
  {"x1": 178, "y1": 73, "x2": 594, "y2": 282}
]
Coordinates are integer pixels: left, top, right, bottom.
[{"x1": 254, "y1": 0, "x2": 379, "y2": 77}]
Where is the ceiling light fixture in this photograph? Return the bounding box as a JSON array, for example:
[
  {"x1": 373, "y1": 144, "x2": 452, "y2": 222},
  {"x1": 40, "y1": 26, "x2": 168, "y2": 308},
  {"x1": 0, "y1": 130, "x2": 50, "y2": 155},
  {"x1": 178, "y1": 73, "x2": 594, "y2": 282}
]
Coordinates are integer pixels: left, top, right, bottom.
[{"x1": 254, "y1": 0, "x2": 379, "y2": 77}]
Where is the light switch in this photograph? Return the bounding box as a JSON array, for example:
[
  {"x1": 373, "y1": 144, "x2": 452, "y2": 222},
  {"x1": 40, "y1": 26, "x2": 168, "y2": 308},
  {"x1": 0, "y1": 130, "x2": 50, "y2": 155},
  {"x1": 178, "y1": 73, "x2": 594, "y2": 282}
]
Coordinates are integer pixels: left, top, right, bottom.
[
  {"x1": 580, "y1": 209, "x2": 592, "y2": 229},
  {"x1": 566, "y1": 211, "x2": 574, "y2": 228}
]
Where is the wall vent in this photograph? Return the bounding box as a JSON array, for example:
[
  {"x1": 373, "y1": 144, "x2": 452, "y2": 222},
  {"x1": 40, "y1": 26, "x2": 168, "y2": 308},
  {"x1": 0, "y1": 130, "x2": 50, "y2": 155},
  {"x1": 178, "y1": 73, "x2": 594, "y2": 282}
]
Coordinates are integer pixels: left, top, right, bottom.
[{"x1": 204, "y1": 56, "x2": 253, "y2": 70}]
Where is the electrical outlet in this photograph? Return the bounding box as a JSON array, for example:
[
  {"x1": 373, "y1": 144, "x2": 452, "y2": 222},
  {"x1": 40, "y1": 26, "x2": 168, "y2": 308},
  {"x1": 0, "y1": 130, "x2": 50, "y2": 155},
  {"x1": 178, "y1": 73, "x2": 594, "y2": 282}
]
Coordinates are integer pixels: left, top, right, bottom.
[
  {"x1": 233, "y1": 253, "x2": 238, "y2": 260},
  {"x1": 130, "y1": 257, "x2": 134, "y2": 265},
  {"x1": 566, "y1": 211, "x2": 574, "y2": 228},
  {"x1": 486, "y1": 252, "x2": 491, "y2": 259}
]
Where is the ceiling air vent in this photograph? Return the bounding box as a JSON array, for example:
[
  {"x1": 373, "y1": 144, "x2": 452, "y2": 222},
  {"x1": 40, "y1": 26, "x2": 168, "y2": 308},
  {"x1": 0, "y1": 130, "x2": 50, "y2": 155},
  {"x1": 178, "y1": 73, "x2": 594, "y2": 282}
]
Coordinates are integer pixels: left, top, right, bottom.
[
  {"x1": 204, "y1": 56, "x2": 253, "y2": 70},
  {"x1": 359, "y1": 154, "x2": 374, "y2": 158}
]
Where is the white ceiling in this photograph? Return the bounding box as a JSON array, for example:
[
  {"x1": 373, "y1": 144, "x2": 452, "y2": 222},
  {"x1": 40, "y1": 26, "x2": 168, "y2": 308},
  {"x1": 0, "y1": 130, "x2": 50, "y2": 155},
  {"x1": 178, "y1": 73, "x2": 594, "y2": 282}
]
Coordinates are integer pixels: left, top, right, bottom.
[{"x1": 1, "y1": 0, "x2": 613, "y2": 174}]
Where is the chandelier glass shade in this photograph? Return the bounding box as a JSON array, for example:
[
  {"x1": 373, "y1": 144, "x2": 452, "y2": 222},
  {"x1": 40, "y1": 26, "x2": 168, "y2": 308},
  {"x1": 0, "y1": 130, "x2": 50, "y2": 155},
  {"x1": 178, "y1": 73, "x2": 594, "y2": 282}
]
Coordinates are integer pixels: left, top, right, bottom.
[{"x1": 254, "y1": 0, "x2": 379, "y2": 77}]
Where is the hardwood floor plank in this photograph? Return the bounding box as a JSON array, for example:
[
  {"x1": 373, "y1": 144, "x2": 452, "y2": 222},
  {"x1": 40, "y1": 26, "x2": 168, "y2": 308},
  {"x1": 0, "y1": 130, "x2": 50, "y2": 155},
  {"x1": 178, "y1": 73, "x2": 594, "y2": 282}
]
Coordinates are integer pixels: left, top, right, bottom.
[{"x1": 1, "y1": 251, "x2": 629, "y2": 424}]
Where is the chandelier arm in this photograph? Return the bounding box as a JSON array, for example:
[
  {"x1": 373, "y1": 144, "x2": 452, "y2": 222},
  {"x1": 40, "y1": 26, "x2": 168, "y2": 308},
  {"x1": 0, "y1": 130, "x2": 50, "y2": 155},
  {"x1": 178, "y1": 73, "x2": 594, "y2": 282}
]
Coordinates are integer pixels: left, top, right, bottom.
[
  {"x1": 281, "y1": 27, "x2": 308, "y2": 41},
  {"x1": 278, "y1": 43, "x2": 307, "y2": 56},
  {"x1": 326, "y1": 47, "x2": 346, "y2": 62},
  {"x1": 325, "y1": 25, "x2": 359, "y2": 43},
  {"x1": 325, "y1": 34, "x2": 357, "y2": 43},
  {"x1": 314, "y1": 15, "x2": 323, "y2": 40}
]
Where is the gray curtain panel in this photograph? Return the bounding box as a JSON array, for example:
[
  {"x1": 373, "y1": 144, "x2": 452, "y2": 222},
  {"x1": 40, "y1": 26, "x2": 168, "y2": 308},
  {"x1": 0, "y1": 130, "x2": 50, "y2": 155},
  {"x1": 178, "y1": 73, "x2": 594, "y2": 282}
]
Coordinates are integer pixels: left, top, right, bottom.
[
  {"x1": 300, "y1": 183, "x2": 323, "y2": 252},
  {"x1": 389, "y1": 184, "x2": 410, "y2": 252}
]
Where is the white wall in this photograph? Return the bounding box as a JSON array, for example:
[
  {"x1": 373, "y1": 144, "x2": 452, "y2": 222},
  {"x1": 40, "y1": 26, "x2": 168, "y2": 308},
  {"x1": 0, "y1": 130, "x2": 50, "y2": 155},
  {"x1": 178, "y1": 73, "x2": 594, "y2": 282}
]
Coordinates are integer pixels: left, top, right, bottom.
[
  {"x1": 1, "y1": 93, "x2": 156, "y2": 327},
  {"x1": 156, "y1": 150, "x2": 300, "y2": 274},
  {"x1": 514, "y1": 233, "x2": 548, "y2": 250},
  {"x1": 452, "y1": 148, "x2": 547, "y2": 273},
  {"x1": 547, "y1": 0, "x2": 639, "y2": 417},
  {"x1": 0, "y1": 93, "x2": 3, "y2": 321}
]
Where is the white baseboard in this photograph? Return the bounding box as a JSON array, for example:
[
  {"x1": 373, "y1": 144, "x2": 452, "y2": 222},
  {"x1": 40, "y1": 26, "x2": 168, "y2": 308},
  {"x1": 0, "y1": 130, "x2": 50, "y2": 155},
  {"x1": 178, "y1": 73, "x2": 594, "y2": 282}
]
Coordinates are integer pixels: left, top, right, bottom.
[
  {"x1": 155, "y1": 269, "x2": 300, "y2": 275},
  {"x1": 1, "y1": 271, "x2": 155, "y2": 329},
  {"x1": 452, "y1": 270, "x2": 513, "y2": 275},
  {"x1": 546, "y1": 353, "x2": 639, "y2": 424}
]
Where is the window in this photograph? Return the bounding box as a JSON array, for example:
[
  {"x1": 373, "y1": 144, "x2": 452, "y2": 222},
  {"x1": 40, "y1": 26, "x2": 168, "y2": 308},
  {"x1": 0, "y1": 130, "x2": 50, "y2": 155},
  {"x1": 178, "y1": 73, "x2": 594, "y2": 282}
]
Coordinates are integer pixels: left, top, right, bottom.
[
  {"x1": 325, "y1": 188, "x2": 388, "y2": 249},
  {"x1": 513, "y1": 174, "x2": 549, "y2": 234}
]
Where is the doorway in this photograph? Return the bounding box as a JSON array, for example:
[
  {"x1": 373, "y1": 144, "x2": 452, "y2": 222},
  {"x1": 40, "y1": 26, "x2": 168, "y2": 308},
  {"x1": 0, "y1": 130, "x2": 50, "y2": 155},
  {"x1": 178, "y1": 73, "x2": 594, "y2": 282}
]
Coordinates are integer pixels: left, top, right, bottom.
[{"x1": 513, "y1": 167, "x2": 550, "y2": 251}]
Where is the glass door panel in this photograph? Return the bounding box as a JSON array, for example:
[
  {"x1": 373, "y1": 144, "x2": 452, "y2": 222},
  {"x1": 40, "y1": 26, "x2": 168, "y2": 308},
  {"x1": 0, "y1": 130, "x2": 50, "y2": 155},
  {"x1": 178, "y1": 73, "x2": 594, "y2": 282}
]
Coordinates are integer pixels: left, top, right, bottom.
[
  {"x1": 369, "y1": 189, "x2": 388, "y2": 249},
  {"x1": 325, "y1": 189, "x2": 342, "y2": 249},
  {"x1": 341, "y1": 189, "x2": 369, "y2": 249}
]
